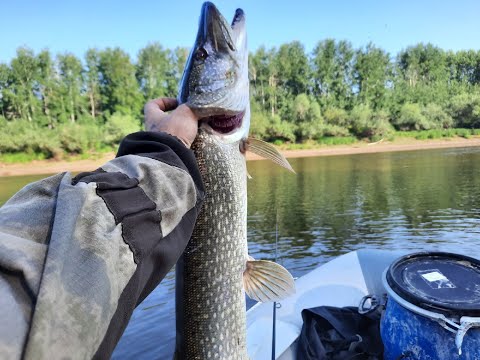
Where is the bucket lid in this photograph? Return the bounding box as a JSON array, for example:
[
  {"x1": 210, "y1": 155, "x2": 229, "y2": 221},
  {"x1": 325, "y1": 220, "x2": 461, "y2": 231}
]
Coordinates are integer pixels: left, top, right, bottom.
[{"x1": 386, "y1": 252, "x2": 480, "y2": 317}]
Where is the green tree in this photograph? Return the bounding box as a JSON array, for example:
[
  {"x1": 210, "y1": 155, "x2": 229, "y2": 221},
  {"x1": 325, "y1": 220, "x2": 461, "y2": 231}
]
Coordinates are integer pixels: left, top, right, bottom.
[
  {"x1": 36, "y1": 50, "x2": 59, "y2": 127},
  {"x1": 166, "y1": 46, "x2": 189, "y2": 96},
  {"x1": 250, "y1": 46, "x2": 276, "y2": 112},
  {"x1": 136, "y1": 43, "x2": 171, "y2": 100},
  {"x1": 397, "y1": 44, "x2": 447, "y2": 87},
  {"x1": 98, "y1": 48, "x2": 143, "y2": 117},
  {"x1": 8, "y1": 47, "x2": 40, "y2": 121},
  {"x1": 274, "y1": 41, "x2": 310, "y2": 97},
  {"x1": 394, "y1": 44, "x2": 449, "y2": 106},
  {"x1": 354, "y1": 43, "x2": 391, "y2": 109},
  {"x1": 85, "y1": 49, "x2": 101, "y2": 120},
  {"x1": 0, "y1": 63, "x2": 13, "y2": 119},
  {"x1": 58, "y1": 53, "x2": 84, "y2": 123},
  {"x1": 311, "y1": 39, "x2": 354, "y2": 108}
]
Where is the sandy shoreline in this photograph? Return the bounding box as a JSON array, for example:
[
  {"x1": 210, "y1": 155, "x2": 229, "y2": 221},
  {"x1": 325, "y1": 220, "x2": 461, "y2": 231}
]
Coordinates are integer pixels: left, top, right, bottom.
[{"x1": 1, "y1": 137, "x2": 480, "y2": 177}]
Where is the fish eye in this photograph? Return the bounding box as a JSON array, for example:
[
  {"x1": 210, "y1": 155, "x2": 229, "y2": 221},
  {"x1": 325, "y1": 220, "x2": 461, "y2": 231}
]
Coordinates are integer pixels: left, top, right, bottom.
[{"x1": 195, "y1": 48, "x2": 208, "y2": 61}]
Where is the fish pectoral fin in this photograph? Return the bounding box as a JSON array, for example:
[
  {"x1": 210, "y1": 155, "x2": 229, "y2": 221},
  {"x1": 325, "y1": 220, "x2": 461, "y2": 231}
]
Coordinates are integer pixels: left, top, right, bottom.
[
  {"x1": 246, "y1": 170, "x2": 253, "y2": 180},
  {"x1": 243, "y1": 258, "x2": 295, "y2": 302},
  {"x1": 246, "y1": 137, "x2": 296, "y2": 174}
]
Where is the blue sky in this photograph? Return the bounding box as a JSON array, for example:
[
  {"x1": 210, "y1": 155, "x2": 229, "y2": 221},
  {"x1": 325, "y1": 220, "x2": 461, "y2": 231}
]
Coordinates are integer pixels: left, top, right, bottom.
[{"x1": 1, "y1": 0, "x2": 479, "y2": 64}]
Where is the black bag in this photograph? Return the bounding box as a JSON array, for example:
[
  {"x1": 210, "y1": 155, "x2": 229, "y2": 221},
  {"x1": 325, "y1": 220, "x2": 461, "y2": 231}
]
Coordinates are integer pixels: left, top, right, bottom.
[{"x1": 296, "y1": 305, "x2": 384, "y2": 360}]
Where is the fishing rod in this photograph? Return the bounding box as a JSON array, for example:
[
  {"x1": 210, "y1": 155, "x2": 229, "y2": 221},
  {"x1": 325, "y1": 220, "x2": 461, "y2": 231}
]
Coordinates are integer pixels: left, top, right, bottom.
[{"x1": 271, "y1": 211, "x2": 279, "y2": 360}]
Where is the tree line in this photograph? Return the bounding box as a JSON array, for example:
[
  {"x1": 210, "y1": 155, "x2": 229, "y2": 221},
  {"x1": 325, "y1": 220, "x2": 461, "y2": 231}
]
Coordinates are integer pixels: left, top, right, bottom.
[{"x1": 1, "y1": 40, "x2": 480, "y2": 160}]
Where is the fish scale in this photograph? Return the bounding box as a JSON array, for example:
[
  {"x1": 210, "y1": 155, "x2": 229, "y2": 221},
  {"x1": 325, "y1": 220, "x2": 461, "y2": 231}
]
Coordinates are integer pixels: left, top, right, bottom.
[{"x1": 176, "y1": 129, "x2": 249, "y2": 359}]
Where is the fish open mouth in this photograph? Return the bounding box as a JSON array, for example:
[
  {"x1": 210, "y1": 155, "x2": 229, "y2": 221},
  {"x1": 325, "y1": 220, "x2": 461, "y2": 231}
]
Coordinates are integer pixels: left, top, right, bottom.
[{"x1": 203, "y1": 111, "x2": 244, "y2": 134}]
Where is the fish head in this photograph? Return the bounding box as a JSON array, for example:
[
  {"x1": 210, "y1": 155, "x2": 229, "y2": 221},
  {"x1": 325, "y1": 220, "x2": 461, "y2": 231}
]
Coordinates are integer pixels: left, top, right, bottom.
[{"x1": 178, "y1": 2, "x2": 250, "y2": 144}]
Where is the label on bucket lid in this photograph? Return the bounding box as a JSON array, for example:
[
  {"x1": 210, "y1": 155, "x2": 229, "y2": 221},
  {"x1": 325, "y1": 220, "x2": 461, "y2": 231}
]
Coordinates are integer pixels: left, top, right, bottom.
[
  {"x1": 421, "y1": 271, "x2": 447, "y2": 282},
  {"x1": 420, "y1": 269, "x2": 456, "y2": 289}
]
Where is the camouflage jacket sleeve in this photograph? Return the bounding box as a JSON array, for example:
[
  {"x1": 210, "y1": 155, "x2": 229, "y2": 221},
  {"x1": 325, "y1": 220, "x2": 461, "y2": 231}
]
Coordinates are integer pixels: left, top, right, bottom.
[{"x1": 0, "y1": 132, "x2": 205, "y2": 360}]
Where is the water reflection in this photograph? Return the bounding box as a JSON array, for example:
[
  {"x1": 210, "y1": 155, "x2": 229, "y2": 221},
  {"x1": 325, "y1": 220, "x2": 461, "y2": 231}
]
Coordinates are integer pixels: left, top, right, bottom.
[{"x1": 246, "y1": 147, "x2": 480, "y2": 276}]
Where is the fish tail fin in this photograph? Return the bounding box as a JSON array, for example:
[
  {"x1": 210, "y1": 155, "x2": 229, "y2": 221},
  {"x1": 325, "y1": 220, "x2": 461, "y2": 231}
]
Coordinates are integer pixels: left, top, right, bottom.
[{"x1": 243, "y1": 257, "x2": 295, "y2": 302}]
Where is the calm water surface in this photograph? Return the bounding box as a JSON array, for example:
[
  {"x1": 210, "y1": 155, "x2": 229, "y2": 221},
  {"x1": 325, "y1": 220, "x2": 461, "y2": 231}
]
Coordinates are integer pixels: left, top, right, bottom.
[{"x1": 1, "y1": 147, "x2": 480, "y2": 358}]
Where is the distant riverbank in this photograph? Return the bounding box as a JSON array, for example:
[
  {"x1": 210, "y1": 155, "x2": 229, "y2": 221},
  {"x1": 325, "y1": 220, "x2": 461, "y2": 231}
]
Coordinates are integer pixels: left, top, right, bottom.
[{"x1": 1, "y1": 136, "x2": 480, "y2": 177}]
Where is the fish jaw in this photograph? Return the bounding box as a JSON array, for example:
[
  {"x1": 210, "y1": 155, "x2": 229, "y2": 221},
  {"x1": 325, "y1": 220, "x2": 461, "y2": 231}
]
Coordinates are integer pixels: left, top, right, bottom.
[
  {"x1": 178, "y1": 2, "x2": 250, "y2": 144},
  {"x1": 200, "y1": 103, "x2": 250, "y2": 144}
]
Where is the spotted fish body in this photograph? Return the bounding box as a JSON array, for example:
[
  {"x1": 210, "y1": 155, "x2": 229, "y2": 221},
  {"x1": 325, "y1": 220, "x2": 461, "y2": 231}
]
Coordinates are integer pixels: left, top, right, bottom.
[
  {"x1": 175, "y1": 3, "x2": 294, "y2": 359},
  {"x1": 176, "y1": 131, "x2": 248, "y2": 359}
]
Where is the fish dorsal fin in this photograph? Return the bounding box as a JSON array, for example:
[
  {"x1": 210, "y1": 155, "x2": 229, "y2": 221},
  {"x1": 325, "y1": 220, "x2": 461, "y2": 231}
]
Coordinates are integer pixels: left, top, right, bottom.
[
  {"x1": 243, "y1": 258, "x2": 295, "y2": 302},
  {"x1": 247, "y1": 137, "x2": 296, "y2": 174}
]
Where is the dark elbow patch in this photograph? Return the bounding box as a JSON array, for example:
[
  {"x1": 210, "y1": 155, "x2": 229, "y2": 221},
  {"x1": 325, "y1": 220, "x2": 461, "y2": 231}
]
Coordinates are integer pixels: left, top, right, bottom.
[{"x1": 72, "y1": 169, "x2": 162, "y2": 263}]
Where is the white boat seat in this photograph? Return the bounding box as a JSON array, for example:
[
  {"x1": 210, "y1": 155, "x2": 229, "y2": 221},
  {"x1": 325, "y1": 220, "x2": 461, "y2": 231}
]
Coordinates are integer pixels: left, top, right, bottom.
[{"x1": 247, "y1": 317, "x2": 300, "y2": 359}]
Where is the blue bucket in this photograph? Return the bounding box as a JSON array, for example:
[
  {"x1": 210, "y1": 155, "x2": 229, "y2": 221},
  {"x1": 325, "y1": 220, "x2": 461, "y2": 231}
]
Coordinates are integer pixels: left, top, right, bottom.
[{"x1": 381, "y1": 252, "x2": 480, "y2": 360}]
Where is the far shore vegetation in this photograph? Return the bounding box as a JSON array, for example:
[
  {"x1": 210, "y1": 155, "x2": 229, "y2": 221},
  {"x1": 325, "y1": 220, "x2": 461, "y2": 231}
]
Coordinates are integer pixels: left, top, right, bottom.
[{"x1": 2, "y1": 40, "x2": 480, "y2": 163}]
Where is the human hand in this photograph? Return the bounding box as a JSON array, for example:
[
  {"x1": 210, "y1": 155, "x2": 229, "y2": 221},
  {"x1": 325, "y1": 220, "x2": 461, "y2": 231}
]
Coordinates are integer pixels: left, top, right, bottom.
[{"x1": 143, "y1": 98, "x2": 200, "y2": 148}]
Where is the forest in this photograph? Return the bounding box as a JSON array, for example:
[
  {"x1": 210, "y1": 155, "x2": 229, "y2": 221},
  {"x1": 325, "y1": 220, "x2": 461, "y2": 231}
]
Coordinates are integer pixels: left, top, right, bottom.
[{"x1": 1, "y1": 40, "x2": 480, "y2": 161}]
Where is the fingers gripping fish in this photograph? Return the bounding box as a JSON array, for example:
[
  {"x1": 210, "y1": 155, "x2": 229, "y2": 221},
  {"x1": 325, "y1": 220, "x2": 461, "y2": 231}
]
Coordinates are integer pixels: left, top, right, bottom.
[{"x1": 175, "y1": 3, "x2": 295, "y2": 359}]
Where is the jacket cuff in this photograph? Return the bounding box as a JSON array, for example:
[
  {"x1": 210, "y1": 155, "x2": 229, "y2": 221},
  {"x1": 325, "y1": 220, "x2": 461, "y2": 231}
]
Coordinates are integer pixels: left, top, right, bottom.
[{"x1": 117, "y1": 131, "x2": 204, "y2": 196}]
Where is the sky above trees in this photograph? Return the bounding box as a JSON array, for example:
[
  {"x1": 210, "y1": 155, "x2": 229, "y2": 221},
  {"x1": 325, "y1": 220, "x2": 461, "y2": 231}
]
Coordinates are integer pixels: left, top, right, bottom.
[{"x1": 1, "y1": 0, "x2": 479, "y2": 64}]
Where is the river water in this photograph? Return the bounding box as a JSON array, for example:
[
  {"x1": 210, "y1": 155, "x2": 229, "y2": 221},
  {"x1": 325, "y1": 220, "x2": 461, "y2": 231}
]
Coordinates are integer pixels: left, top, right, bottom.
[{"x1": 1, "y1": 147, "x2": 480, "y2": 358}]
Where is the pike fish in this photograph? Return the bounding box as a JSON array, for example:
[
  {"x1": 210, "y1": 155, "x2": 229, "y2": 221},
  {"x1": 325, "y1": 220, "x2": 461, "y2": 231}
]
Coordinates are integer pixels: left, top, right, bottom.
[{"x1": 175, "y1": 2, "x2": 295, "y2": 359}]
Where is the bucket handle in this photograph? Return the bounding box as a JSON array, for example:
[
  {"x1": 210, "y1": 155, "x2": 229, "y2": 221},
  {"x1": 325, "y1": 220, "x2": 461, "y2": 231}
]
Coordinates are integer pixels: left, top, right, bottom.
[
  {"x1": 433, "y1": 313, "x2": 480, "y2": 355},
  {"x1": 358, "y1": 295, "x2": 379, "y2": 314},
  {"x1": 455, "y1": 317, "x2": 480, "y2": 355}
]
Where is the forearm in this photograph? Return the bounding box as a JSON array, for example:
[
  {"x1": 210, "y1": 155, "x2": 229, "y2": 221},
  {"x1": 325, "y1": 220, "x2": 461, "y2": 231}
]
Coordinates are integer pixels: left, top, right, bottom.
[{"x1": 0, "y1": 132, "x2": 204, "y2": 359}]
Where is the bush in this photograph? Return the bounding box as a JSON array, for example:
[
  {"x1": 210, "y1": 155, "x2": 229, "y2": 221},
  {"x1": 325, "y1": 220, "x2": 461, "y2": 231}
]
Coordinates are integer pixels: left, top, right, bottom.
[
  {"x1": 104, "y1": 112, "x2": 141, "y2": 145},
  {"x1": 320, "y1": 124, "x2": 350, "y2": 138},
  {"x1": 348, "y1": 105, "x2": 394, "y2": 139},
  {"x1": 297, "y1": 120, "x2": 324, "y2": 141},
  {"x1": 393, "y1": 103, "x2": 433, "y2": 131},
  {"x1": 422, "y1": 103, "x2": 453, "y2": 129},
  {"x1": 448, "y1": 93, "x2": 480, "y2": 128},
  {"x1": 323, "y1": 107, "x2": 349, "y2": 127},
  {"x1": 293, "y1": 94, "x2": 311, "y2": 121},
  {"x1": 59, "y1": 122, "x2": 105, "y2": 154},
  {"x1": 250, "y1": 108, "x2": 269, "y2": 139},
  {"x1": 0, "y1": 117, "x2": 106, "y2": 159},
  {"x1": 0, "y1": 120, "x2": 61, "y2": 158},
  {"x1": 265, "y1": 115, "x2": 297, "y2": 142},
  {"x1": 291, "y1": 95, "x2": 324, "y2": 141}
]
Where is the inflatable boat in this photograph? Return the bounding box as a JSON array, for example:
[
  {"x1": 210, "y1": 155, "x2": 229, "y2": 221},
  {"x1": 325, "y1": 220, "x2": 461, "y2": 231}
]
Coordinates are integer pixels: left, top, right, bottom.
[{"x1": 246, "y1": 250, "x2": 480, "y2": 360}]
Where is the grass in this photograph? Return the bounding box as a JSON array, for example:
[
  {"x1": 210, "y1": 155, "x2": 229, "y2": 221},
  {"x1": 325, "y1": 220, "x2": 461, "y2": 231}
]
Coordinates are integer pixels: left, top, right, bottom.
[
  {"x1": 0, "y1": 146, "x2": 116, "y2": 164},
  {"x1": 278, "y1": 136, "x2": 359, "y2": 150},
  {"x1": 317, "y1": 136, "x2": 358, "y2": 145},
  {"x1": 63, "y1": 146, "x2": 116, "y2": 162},
  {"x1": 0, "y1": 152, "x2": 47, "y2": 163},
  {"x1": 394, "y1": 128, "x2": 480, "y2": 140},
  {"x1": 276, "y1": 129, "x2": 480, "y2": 151}
]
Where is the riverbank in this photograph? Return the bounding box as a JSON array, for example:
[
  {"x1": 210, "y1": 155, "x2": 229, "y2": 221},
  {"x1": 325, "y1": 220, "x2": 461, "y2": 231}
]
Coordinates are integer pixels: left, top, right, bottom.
[{"x1": 1, "y1": 136, "x2": 480, "y2": 177}]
